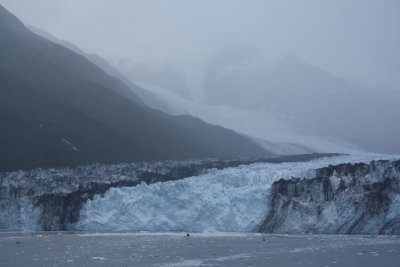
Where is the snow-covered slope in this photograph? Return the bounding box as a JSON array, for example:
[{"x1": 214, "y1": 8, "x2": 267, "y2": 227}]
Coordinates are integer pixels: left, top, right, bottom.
[
  {"x1": 136, "y1": 82, "x2": 362, "y2": 155},
  {"x1": 76, "y1": 154, "x2": 399, "y2": 233}
]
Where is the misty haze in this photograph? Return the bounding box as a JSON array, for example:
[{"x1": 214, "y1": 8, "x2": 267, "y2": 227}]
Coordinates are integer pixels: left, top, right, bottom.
[{"x1": 0, "y1": 1, "x2": 399, "y2": 266}]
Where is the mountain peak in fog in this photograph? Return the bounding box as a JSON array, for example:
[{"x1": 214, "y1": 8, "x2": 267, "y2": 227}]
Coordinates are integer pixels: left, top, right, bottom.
[{"x1": 276, "y1": 53, "x2": 306, "y2": 68}]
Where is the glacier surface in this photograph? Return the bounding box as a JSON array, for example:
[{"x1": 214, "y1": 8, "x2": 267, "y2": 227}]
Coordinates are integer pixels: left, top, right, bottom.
[
  {"x1": 76, "y1": 153, "x2": 399, "y2": 232},
  {"x1": 136, "y1": 81, "x2": 362, "y2": 154}
]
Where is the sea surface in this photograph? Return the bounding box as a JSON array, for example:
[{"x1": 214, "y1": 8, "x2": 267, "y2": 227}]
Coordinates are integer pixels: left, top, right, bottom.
[{"x1": 0, "y1": 232, "x2": 399, "y2": 266}]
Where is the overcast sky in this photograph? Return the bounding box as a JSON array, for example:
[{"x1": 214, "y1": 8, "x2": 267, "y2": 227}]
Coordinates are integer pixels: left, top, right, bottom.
[{"x1": 1, "y1": 0, "x2": 399, "y2": 89}]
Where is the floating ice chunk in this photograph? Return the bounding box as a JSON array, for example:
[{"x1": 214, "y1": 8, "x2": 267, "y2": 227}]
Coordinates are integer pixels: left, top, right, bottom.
[{"x1": 92, "y1": 257, "x2": 107, "y2": 260}]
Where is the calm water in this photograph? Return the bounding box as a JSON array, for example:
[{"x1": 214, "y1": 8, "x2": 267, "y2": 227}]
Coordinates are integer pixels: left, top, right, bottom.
[{"x1": 0, "y1": 232, "x2": 399, "y2": 266}]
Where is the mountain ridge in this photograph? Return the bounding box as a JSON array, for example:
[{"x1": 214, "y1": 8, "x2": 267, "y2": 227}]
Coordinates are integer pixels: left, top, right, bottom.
[
  {"x1": 204, "y1": 43, "x2": 400, "y2": 154},
  {"x1": 0, "y1": 5, "x2": 269, "y2": 171}
]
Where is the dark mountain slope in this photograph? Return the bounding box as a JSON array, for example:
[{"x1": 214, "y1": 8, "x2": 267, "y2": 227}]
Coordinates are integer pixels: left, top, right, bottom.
[
  {"x1": 0, "y1": 5, "x2": 268, "y2": 171},
  {"x1": 28, "y1": 26, "x2": 173, "y2": 113},
  {"x1": 0, "y1": 68, "x2": 138, "y2": 170}
]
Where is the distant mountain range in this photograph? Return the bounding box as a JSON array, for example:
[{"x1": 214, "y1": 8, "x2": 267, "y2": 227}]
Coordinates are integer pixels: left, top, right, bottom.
[
  {"x1": 28, "y1": 27, "x2": 321, "y2": 156},
  {"x1": 0, "y1": 5, "x2": 269, "y2": 171},
  {"x1": 204, "y1": 43, "x2": 400, "y2": 154}
]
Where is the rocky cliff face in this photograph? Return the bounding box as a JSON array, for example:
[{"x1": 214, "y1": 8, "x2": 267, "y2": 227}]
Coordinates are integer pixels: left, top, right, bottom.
[{"x1": 259, "y1": 160, "x2": 400, "y2": 234}]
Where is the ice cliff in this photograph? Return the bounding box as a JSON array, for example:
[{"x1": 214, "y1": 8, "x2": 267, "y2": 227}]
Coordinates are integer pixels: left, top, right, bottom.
[
  {"x1": 259, "y1": 160, "x2": 400, "y2": 234},
  {"x1": 0, "y1": 154, "x2": 330, "y2": 231},
  {"x1": 1, "y1": 153, "x2": 399, "y2": 234}
]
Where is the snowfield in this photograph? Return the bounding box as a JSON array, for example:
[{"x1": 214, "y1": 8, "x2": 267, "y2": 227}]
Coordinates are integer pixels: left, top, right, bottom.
[{"x1": 76, "y1": 153, "x2": 399, "y2": 232}]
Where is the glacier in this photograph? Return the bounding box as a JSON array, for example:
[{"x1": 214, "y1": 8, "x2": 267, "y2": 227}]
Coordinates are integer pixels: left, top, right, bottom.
[
  {"x1": 1, "y1": 153, "x2": 399, "y2": 233},
  {"x1": 136, "y1": 81, "x2": 362, "y2": 155},
  {"x1": 76, "y1": 153, "x2": 399, "y2": 233},
  {"x1": 0, "y1": 154, "x2": 333, "y2": 231}
]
